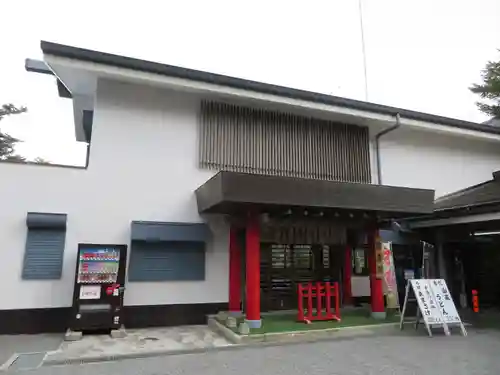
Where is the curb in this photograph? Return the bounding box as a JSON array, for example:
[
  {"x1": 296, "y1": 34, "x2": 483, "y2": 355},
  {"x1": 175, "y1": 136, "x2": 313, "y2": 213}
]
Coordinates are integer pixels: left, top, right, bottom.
[
  {"x1": 0, "y1": 354, "x2": 19, "y2": 372},
  {"x1": 208, "y1": 317, "x2": 242, "y2": 344},
  {"x1": 42, "y1": 345, "x2": 241, "y2": 367},
  {"x1": 209, "y1": 315, "x2": 400, "y2": 344}
]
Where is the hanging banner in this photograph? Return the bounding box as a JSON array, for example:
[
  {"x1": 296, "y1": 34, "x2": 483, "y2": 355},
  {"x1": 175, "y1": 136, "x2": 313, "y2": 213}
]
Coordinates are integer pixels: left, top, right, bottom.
[
  {"x1": 381, "y1": 242, "x2": 400, "y2": 308},
  {"x1": 375, "y1": 240, "x2": 384, "y2": 279}
]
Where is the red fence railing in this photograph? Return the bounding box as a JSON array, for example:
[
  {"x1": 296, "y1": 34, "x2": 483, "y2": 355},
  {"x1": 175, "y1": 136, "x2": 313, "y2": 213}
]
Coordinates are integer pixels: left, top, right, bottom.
[{"x1": 297, "y1": 281, "x2": 341, "y2": 323}]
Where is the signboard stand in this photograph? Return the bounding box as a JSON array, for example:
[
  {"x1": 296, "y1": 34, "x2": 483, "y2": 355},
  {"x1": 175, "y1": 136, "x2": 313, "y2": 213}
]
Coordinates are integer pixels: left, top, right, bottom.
[{"x1": 400, "y1": 279, "x2": 466, "y2": 337}]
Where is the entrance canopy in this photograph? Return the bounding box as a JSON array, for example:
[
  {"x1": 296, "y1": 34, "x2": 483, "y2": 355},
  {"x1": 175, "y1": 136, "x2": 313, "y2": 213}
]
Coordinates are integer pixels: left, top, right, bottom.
[{"x1": 195, "y1": 171, "x2": 434, "y2": 218}]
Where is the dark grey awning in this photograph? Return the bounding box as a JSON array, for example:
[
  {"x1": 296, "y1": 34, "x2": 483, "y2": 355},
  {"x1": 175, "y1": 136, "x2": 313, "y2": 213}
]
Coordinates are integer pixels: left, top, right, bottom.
[
  {"x1": 195, "y1": 172, "x2": 435, "y2": 217},
  {"x1": 131, "y1": 221, "x2": 210, "y2": 242},
  {"x1": 26, "y1": 212, "x2": 67, "y2": 229}
]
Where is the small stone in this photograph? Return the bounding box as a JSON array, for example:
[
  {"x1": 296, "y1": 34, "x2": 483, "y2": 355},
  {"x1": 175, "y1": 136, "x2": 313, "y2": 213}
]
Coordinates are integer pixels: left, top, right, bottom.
[
  {"x1": 217, "y1": 311, "x2": 228, "y2": 321},
  {"x1": 64, "y1": 329, "x2": 82, "y2": 341},
  {"x1": 238, "y1": 322, "x2": 250, "y2": 335},
  {"x1": 110, "y1": 328, "x2": 127, "y2": 338},
  {"x1": 226, "y1": 316, "x2": 237, "y2": 328}
]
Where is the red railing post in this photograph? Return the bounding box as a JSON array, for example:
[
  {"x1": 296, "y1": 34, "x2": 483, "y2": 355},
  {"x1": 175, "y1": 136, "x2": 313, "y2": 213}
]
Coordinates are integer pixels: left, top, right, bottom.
[
  {"x1": 297, "y1": 281, "x2": 341, "y2": 323},
  {"x1": 298, "y1": 284, "x2": 304, "y2": 321},
  {"x1": 316, "y1": 282, "x2": 323, "y2": 318},
  {"x1": 307, "y1": 282, "x2": 313, "y2": 321},
  {"x1": 325, "y1": 281, "x2": 332, "y2": 319},
  {"x1": 334, "y1": 282, "x2": 340, "y2": 320}
]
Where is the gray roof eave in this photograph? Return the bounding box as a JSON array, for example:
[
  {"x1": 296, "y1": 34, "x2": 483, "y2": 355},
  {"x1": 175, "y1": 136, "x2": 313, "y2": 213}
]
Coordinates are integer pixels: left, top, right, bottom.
[{"x1": 39, "y1": 41, "x2": 500, "y2": 136}]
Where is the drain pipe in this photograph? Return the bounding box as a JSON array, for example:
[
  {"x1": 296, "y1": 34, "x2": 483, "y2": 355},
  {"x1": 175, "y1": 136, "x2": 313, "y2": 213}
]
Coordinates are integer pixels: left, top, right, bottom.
[{"x1": 375, "y1": 113, "x2": 401, "y2": 185}]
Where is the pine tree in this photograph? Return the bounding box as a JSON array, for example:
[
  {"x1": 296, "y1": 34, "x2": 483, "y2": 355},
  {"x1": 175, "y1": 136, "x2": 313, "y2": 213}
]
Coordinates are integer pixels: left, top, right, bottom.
[
  {"x1": 0, "y1": 104, "x2": 27, "y2": 161},
  {"x1": 470, "y1": 52, "x2": 500, "y2": 119}
]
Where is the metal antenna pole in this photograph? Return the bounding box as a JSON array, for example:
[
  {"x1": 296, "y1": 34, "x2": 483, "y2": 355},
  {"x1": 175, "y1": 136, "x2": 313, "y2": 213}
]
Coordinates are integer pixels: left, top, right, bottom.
[{"x1": 358, "y1": 0, "x2": 369, "y2": 101}]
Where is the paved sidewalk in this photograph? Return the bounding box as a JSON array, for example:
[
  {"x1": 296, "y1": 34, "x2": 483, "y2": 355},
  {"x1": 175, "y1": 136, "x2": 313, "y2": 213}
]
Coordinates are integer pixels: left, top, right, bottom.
[
  {"x1": 43, "y1": 325, "x2": 232, "y2": 365},
  {"x1": 0, "y1": 334, "x2": 63, "y2": 370},
  {"x1": 6, "y1": 328, "x2": 500, "y2": 375}
]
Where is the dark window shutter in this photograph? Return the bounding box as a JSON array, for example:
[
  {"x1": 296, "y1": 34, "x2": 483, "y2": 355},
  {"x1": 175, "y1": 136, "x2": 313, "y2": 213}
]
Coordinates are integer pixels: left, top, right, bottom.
[
  {"x1": 128, "y1": 241, "x2": 205, "y2": 282},
  {"x1": 22, "y1": 229, "x2": 66, "y2": 280}
]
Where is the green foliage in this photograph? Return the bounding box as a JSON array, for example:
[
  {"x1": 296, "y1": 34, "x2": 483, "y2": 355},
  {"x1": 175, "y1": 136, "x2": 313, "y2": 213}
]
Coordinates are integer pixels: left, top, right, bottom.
[
  {"x1": 0, "y1": 104, "x2": 27, "y2": 160},
  {"x1": 470, "y1": 52, "x2": 500, "y2": 119},
  {"x1": 33, "y1": 157, "x2": 51, "y2": 165}
]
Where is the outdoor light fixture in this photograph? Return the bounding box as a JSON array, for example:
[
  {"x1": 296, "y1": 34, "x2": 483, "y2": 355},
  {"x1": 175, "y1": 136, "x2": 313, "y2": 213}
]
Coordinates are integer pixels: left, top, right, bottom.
[
  {"x1": 260, "y1": 213, "x2": 270, "y2": 224},
  {"x1": 473, "y1": 230, "x2": 500, "y2": 237}
]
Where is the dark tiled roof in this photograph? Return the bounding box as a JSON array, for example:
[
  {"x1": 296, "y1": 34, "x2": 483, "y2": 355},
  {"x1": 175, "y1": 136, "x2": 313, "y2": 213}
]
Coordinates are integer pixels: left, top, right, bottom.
[{"x1": 435, "y1": 174, "x2": 500, "y2": 211}]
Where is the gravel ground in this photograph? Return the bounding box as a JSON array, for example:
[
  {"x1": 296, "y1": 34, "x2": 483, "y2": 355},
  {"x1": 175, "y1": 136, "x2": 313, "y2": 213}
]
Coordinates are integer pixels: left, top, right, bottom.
[{"x1": 11, "y1": 328, "x2": 500, "y2": 375}]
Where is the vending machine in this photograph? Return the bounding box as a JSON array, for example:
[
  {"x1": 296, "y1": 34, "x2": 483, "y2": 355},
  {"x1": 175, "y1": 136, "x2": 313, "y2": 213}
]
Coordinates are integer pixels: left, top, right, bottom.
[{"x1": 70, "y1": 243, "x2": 128, "y2": 332}]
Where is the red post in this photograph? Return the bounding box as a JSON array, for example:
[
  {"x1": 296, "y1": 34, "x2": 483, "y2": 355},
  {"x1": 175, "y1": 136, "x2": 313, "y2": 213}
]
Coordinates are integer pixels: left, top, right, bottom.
[
  {"x1": 325, "y1": 282, "x2": 332, "y2": 318},
  {"x1": 307, "y1": 283, "x2": 313, "y2": 320},
  {"x1": 343, "y1": 246, "x2": 353, "y2": 305},
  {"x1": 472, "y1": 290, "x2": 479, "y2": 313},
  {"x1": 368, "y1": 229, "x2": 386, "y2": 319},
  {"x1": 335, "y1": 283, "x2": 341, "y2": 319},
  {"x1": 297, "y1": 282, "x2": 341, "y2": 322},
  {"x1": 298, "y1": 285, "x2": 304, "y2": 321},
  {"x1": 316, "y1": 282, "x2": 323, "y2": 315},
  {"x1": 228, "y1": 226, "x2": 242, "y2": 314},
  {"x1": 245, "y1": 212, "x2": 261, "y2": 328}
]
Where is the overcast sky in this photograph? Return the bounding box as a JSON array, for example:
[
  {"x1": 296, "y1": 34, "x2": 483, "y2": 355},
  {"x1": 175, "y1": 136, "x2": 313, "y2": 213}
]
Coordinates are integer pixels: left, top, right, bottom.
[{"x1": 1, "y1": 0, "x2": 499, "y2": 166}]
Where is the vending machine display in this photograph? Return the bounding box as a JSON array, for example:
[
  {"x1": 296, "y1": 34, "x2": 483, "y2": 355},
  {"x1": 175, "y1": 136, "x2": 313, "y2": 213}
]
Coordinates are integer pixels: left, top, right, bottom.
[{"x1": 70, "y1": 244, "x2": 128, "y2": 332}]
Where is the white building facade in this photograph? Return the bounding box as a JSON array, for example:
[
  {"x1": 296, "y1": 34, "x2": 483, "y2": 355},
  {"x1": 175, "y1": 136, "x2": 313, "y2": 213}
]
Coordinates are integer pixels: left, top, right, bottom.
[{"x1": 0, "y1": 41, "x2": 499, "y2": 333}]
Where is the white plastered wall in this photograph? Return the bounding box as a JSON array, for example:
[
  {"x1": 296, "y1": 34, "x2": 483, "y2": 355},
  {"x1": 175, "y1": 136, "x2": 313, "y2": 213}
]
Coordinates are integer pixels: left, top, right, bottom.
[
  {"x1": 0, "y1": 79, "x2": 228, "y2": 310},
  {"x1": 377, "y1": 127, "x2": 500, "y2": 197}
]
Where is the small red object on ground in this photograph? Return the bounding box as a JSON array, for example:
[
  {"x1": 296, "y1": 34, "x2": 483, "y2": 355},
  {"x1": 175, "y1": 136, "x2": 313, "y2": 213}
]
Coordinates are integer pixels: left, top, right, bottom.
[
  {"x1": 472, "y1": 289, "x2": 479, "y2": 313},
  {"x1": 297, "y1": 281, "x2": 341, "y2": 323}
]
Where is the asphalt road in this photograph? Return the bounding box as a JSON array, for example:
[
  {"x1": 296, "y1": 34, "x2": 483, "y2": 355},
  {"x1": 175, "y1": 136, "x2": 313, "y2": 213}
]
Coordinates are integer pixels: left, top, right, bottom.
[{"x1": 13, "y1": 329, "x2": 500, "y2": 375}]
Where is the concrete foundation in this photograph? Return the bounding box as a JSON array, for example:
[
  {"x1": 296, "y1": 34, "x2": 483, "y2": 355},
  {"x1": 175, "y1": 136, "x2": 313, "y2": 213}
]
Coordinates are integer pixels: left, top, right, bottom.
[
  {"x1": 64, "y1": 329, "x2": 82, "y2": 342},
  {"x1": 110, "y1": 327, "x2": 127, "y2": 339}
]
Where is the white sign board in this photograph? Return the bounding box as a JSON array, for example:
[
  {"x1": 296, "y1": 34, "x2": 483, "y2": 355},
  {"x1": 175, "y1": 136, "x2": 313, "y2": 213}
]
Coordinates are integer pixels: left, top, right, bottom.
[
  {"x1": 79, "y1": 285, "x2": 101, "y2": 300},
  {"x1": 410, "y1": 279, "x2": 443, "y2": 325},
  {"x1": 428, "y1": 279, "x2": 461, "y2": 324},
  {"x1": 400, "y1": 278, "x2": 466, "y2": 337}
]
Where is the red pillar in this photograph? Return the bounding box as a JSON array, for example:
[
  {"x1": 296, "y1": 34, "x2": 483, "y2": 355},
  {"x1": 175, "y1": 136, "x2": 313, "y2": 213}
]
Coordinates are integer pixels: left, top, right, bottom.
[
  {"x1": 228, "y1": 226, "x2": 242, "y2": 314},
  {"x1": 343, "y1": 246, "x2": 353, "y2": 305},
  {"x1": 368, "y1": 230, "x2": 386, "y2": 319},
  {"x1": 245, "y1": 212, "x2": 261, "y2": 328}
]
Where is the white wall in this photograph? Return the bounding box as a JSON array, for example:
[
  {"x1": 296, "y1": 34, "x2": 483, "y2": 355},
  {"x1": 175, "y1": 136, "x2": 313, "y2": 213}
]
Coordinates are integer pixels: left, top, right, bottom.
[
  {"x1": 3, "y1": 78, "x2": 500, "y2": 311},
  {"x1": 379, "y1": 127, "x2": 500, "y2": 197},
  {"x1": 0, "y1": 79, "x2": 228, "y2": 310}
]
